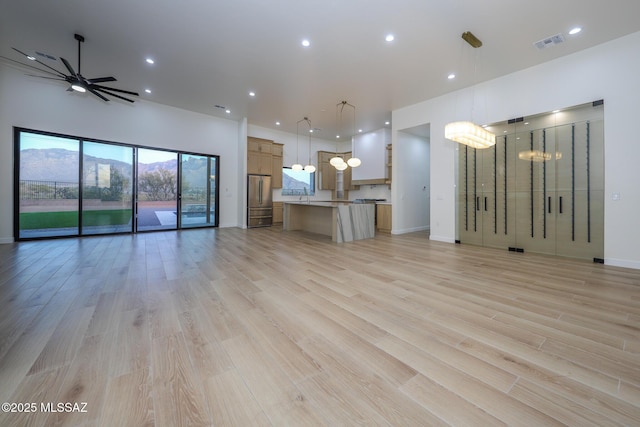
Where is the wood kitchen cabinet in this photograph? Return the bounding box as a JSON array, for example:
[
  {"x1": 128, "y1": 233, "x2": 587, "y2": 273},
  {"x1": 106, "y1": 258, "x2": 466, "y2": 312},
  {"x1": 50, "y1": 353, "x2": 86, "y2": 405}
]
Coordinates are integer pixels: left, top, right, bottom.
[
  {"x1": 317, "y1": 150, "x2": 359, "y2": 191},
  {"x1": 376, "y1": 204, "x2": 392, "y2": 232},
  {"x1": 248, "y1": 137, "x2": 273, "y2": 175},
  {"x1": 272, "y1": 201, "x2": 283, "y2": 224},
  {"x1": 317, "y1": 151, "x2": 336, "y2": 190},
  {"x1": 271, "y1": 143, "x2": 283, "y2": 188},
  {"x1": 247, "y1": 138, "x2": 284, "y2": 194}
]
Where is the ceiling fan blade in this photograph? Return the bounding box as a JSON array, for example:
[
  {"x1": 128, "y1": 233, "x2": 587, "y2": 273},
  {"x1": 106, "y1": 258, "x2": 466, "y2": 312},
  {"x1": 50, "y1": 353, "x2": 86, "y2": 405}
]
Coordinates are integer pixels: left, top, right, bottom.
[
  {"x1": 87, "y1": 87, "x2": 109, "y2": 102},
  {"x1": 11, "y1": 47, "x2": 67, "y2": 78},
  {"x1": 0, "y1": 55, "x2": 64, "y2": 78},
  {"x1": 93, "y1": 87, "x2": 136, "y2": 103},
  {"x1": 26, "y1": 74, "x2": 66, "y2": 81},
  {"x1": 87, "y1": 76, "x2": 117, "y2": 84},
  {"x1": 92, "y1": 84, "x2": 139, "y2": 96},
  {"x1": 59, "y1": 57, "x2": 78, "y2": 78}
]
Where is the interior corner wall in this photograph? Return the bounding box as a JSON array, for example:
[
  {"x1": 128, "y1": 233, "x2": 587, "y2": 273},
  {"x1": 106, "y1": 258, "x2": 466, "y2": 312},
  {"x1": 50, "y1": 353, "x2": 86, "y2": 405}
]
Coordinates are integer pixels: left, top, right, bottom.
[
  {"x1": 392, "y1": 30, "x2": 640, "y2": 268},
  {"x1": 0, "y1": 62, "x2": 243, "y2": 242}
]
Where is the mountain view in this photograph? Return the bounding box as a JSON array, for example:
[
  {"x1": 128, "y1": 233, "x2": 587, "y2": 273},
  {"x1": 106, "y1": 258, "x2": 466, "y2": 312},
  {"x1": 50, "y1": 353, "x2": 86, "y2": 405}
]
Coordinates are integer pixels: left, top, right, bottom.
[
  {"x1": 282, "y1": 169, "x2": 313, "y2": 195},
  {"x1": 20, "y1": 148, "x2": 213, "y2": 189}
]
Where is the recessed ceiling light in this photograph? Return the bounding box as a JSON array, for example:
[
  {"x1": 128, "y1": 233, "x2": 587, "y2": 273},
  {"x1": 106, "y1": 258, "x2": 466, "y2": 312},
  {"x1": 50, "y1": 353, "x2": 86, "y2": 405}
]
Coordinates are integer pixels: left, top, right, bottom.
[
  {"x1": 569, "y1": 27, "x2": 582, "y2": 35},
  {"x1": 225, "y1": 109, "x2": 231, "y2": 114},
  {"x1": 144, "y1": 89, "x2": 151, "y2": 94},
  {"x1": 385, "y1": 34, "x2": 395, "y2": 42},
  {"x1": 301, "y1": 39, "x2": 310, "y2": 47},
  {"x1": 26, "y1": 55, "x2": 36, "y2": 61},
  {"x1": 145, "y1": 58, "x2": 155, "y2": 64},
  {"x1": 336, "y1": 135, "x2": 340, "y2": 139},
  {"x1": 309, "y1": 129, "x2": 314, "y2": 133},
  {"x1": 276, "y1": 121, "x2": 281, "y2": 126},
  {"x1": 249, "y1": 91, "x2": 256, "y2": 97},
  {"x1": 358, "y1": 129, "x2": 363, "y2": 133},
  {"x1": 385, "y1": 121, "x2": 390, "y2": 125},
  {"x1": 448, "y1": 73, "x2": 456, "y2": 80},
  {"x1": 552, "y1": 109, "x2": 560, "y2": 113}
]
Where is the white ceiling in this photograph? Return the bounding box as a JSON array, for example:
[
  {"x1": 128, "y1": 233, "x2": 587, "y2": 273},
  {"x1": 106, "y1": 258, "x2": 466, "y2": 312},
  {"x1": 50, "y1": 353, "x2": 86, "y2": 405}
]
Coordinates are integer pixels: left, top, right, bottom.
[{"x1": 2, "y1": 0, "x2": 640, "y2": 140}]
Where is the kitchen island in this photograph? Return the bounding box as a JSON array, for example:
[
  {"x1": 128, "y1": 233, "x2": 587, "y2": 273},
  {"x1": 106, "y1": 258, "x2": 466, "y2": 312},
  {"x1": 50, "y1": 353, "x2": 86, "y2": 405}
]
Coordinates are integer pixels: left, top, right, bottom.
[{"x1": 283, "y1": 202, "x2": 375, "y2": 242}]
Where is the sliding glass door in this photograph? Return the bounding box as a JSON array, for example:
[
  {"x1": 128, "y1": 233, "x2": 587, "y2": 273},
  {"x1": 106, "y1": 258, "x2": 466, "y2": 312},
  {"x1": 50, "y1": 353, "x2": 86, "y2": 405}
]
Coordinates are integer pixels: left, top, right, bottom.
[
  {"x1": 136, "y1": 148, "x2": 178, "y2": 232},
  {"x1": 17, "y1": 132, "x2": 80, "y2": 239},
  {"x1": 82, "y1": 141, "x2": 134, "y2": 235},
  {"x1": 15, "y1": 128, "x2": 220, "y2": 240},
  {"x1": 180, "y1": 154, "x2": 217, "y2": 228}
]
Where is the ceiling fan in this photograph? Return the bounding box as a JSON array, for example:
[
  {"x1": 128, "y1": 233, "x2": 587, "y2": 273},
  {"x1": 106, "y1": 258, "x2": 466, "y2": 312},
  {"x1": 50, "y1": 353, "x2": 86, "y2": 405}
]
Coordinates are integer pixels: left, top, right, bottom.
[{"x1": 12, "y1": 33, "x2": 139, "y2": 103}]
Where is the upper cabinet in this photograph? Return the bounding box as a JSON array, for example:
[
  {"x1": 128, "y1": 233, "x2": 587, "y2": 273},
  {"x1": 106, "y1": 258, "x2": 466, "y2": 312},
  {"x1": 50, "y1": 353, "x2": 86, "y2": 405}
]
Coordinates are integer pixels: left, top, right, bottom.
[
  {"x1": 271, "y1": 143, "x2": 283, "y2": 188},
  {"x1": 247, "y1": 137, "x2": 283, "y2": 187},
  {"x1": 351, "y1": 128, "x2": 390, "y2": 185},
  {"x1": 317, "y1": 150, "x2": 359, "y2": 191}
]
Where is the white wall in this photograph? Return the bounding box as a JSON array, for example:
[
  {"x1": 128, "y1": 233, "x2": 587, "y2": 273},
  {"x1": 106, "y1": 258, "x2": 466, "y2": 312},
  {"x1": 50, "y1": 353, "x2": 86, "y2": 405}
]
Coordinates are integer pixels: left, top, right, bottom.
[
  {"x1": 392, "y1": 131, "x2": 430, "y2": 234},
  {"x1": 392, "y1": 31, "x2": 640, "y2": 269},
  {"x1": 0, "y1": 62, "x2": 242, "y2": 241}
]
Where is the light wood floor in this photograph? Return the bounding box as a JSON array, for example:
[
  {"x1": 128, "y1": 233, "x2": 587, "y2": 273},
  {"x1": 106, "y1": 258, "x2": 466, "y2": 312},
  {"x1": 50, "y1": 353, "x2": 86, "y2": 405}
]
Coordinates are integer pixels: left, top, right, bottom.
[{"x1": 1, "y1": 227, "x2": 639, "y2": 426}]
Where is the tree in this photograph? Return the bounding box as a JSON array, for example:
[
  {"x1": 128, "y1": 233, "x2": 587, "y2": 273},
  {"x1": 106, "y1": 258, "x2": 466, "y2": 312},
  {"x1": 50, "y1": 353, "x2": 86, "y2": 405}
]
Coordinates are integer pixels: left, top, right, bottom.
[{"x1": 138, "y1": 168, "x2": 177, "y2": 201}]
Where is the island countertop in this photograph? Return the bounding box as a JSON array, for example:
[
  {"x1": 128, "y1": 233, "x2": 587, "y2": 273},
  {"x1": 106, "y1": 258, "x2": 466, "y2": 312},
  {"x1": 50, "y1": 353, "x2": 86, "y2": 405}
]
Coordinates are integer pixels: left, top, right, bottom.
[{"x1": 283, "y1": 202, "x2": 375, "y2": 242}]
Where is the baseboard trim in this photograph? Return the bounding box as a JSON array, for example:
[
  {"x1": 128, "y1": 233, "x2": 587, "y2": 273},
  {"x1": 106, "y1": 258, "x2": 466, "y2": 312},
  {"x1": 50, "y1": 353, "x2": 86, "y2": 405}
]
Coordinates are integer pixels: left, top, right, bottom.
[
  {"x1": 429, "y1": 235, "x2": 456, "y2": 244},
  {"x1": 391, "y1": 225, "x2": 430, "y2": 235},
  {"x1": 605, "y1": 258, "x2": 640, "y2": 270},
  {"x1": 0, "y1": 237, "x2": 15, "y2": 244}
]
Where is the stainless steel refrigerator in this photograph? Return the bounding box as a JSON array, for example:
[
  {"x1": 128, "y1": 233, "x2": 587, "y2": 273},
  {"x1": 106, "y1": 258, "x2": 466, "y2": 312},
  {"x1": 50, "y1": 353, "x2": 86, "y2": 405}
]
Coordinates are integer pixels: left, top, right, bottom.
[{"x1": 247, "y1": 174, "x2": 273, "y2": 227}]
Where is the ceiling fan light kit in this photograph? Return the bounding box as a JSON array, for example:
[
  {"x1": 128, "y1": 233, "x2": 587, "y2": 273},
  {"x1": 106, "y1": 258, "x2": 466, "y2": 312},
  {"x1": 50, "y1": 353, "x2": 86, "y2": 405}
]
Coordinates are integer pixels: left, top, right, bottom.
[{"x1": 12, "y1": 33, "x2": 139, "y2": 103}]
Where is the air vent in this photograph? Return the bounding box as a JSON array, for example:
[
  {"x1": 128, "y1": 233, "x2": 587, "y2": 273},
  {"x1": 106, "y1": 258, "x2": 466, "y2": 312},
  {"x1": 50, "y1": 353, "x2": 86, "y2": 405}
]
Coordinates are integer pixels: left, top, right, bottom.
[{"x1": 534, "y1": 33, "x2": 565, "y2": 50}]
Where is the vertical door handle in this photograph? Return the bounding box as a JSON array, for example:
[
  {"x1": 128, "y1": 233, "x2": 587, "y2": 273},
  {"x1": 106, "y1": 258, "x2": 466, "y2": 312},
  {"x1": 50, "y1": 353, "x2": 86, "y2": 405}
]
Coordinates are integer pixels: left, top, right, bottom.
[
  {"x1": 548, "y1": 196, "x2": 552, "y2": 214},
  {"x1": 559, "y1": 196, "x2": 563, "y2": 214},
  {"x1": 259, "y1": 179, "x2": 262, "y2": 204},
  {"x1": 484, "y1": 197, "x2": 488, "y2": 211},
  {"x1": 476, "y1": 197, "x2": 480, "y2": 211}
]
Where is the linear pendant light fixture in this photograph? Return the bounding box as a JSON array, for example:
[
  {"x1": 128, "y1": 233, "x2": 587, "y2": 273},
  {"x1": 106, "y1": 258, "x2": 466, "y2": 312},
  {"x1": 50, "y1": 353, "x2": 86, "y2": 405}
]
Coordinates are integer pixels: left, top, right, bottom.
[{"x1": 445, "y1": 31, "x2": 496, "y2": 150}]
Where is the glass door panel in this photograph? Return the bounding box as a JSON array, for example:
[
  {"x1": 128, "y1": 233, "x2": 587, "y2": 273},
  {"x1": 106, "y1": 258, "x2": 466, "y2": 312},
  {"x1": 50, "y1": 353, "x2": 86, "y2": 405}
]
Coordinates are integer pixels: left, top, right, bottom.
[
  {"x1": 209, "y1": 157, "x2": 218, "y2": 226},
  {"x1": 180, "y1": 154, "x2": 207, "y2": 227},
  {"x1": 179, "y1": 154, "x2": 218, "y2": 228},
  {"x1": 457, "y1": 101, "x2": 604, "y2": 261},
  {"x1": 82, "y1": 141, "x2": 134, "y2": 235},
  {"x1": 457, "y1": 145, "x2": 483, "y2": 245},
  {"x1": 18, "y1": 131, "x2": 80, "y2": 239},
  {"x1": 137, "y1": 148, "x2": 178, "y2": 231},
  {"x1": 481, "y1": 134, "x2": 513, "y2": 249}
]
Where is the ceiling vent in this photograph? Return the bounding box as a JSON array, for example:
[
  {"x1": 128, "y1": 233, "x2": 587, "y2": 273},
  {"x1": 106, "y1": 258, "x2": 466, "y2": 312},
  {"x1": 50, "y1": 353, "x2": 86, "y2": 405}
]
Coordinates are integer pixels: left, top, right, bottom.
[{"x1": 534, "y1": 33, "x2": 565, "y2": 50}]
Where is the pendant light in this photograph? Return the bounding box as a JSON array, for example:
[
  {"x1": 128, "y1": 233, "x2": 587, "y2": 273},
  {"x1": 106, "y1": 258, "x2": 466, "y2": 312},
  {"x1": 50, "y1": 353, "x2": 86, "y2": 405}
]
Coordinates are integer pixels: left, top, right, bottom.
[
  {"x1": 330, "y1": 103, "x2": 345, "y2": 168},
  {"x1": 445, "y1": 32, "x2": 496, "y2": 149},
  {"x1": 334, "y1": 100, "x2": 361, "y2": 169},
  {"x1": 291, "y1": 118, "x2": 304, "y2": 171},
  {"x1": 302, "y1": 117, "x2": 316, "y2": 173}
]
